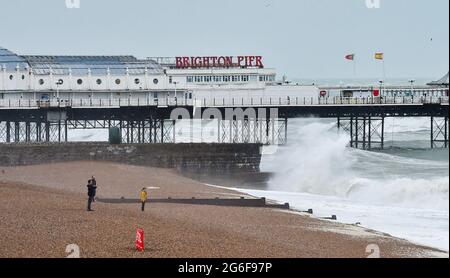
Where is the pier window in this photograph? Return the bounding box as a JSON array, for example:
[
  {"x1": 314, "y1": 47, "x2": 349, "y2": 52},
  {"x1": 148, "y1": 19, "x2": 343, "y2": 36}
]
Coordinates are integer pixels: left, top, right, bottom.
[
  {"x1": 223, "y1": 76, "x2": 230, "y2": 82},
  {"x1": 96, "y1": 79, "x2": 102, "y2": 85},
  {"x1": 39, "y1": 79, "x2": 44, "y2": 85},
  {"x1": 77, "y1": 79, "x2": 83, "y2": 85},
  {"x1": 187, "y1": 76, "x2": 194, "y2": 83},
  {"x1": 214, "y1": 76, "x2": 222, "y2": 82},
  {"x1": 9, "y1": 75, "x2": 13, "y2": 80},
  {"x1": 135, "y1": 78, "x2": 140, "y2": 85},
  {"x1": 259, "y1": 75, "x2": 275, "y2": 82},
  {"x1": 153, "y1": 78, "x2": 159, "y2": 84},
  {"x1": 115, "y1": 79, "x2": 121, "y2": 85}
]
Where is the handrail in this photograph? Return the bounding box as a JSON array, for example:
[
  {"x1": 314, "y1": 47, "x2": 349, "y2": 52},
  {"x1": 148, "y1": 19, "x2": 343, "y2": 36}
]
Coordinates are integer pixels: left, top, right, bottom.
[{"x1": 0, "y1": 96, "x2": 448, "y2": 109}]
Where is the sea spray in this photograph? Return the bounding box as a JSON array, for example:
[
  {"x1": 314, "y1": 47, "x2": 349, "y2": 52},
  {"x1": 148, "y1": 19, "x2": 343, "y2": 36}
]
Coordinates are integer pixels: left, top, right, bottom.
[
  {"x1": 263, "y1": 118, "x2": 450, "y2": 211},
  {"x1": 265, "y1": 119, "x2": 356, "y2": 196}
]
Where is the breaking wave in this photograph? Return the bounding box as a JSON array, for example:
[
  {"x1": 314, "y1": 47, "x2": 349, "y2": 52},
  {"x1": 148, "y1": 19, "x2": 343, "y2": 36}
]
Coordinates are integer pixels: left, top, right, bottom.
[{"x1": 264, "y1": 118, "x2": 449, "y2": 211}]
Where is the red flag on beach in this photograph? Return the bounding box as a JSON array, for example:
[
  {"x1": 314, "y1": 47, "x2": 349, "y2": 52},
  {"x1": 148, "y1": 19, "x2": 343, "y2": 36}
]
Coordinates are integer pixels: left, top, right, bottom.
[
  {"x1": 345, "y1": 54, "x2": 355, "y2": 61},
  {"x1": 136, "y1": 228, "x2": 144, "y2": 251}
]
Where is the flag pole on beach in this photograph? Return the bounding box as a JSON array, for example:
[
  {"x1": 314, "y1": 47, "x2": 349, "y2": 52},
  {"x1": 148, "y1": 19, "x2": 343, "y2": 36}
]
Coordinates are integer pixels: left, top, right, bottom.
[
  {"x1": 375, "y1": 52, "x2": 386, "y2": 82},
  {"x1": 345, "y1": 54, "x2": 356, "y2": 77}
]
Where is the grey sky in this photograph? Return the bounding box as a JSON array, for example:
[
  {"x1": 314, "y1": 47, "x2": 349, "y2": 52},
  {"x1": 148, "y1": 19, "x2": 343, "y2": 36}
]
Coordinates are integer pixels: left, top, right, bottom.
[{"x1": 0, "y1": 0, "x2": 448, "y2": 80}]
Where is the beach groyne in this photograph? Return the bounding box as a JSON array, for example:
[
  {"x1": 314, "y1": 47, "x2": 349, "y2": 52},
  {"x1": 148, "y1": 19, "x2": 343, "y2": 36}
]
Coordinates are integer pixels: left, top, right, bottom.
[{"x1": 0, "y1": 143, "x2": 262, "y2": 173}]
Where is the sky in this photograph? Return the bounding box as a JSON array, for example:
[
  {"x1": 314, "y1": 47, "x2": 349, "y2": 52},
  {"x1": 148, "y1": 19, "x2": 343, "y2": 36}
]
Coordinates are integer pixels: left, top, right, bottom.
[{"x1": 0, "y1": 0, "x2": 448, "y2": 80}]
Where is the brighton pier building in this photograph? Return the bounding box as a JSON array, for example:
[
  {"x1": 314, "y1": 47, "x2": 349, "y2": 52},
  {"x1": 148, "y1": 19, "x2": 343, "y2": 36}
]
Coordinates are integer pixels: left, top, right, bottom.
[{"x1": 0, "y1": 47, "x2": 320, "y2": 105}]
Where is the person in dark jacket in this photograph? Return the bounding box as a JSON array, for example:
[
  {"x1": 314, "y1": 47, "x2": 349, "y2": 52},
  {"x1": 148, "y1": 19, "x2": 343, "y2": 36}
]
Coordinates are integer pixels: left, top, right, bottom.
[
  {"x1": 87, "y1": 179, "x2": 97, "y2": 211},
  {"x1": 90, "y1": 176, "x2": 97, "y2": 203}
]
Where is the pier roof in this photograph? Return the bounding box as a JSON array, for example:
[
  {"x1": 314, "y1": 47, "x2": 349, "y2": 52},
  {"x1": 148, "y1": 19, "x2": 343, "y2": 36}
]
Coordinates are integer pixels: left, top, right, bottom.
[
  {"x1": 0, "y1": 47, "x2": 29, "y2": 71},
  {"x1": 428, "y1": 72, "x2": 449, "y2": 86},
  {"x1": 0, "y1": 47, "x2": 163, "y2": 75}
]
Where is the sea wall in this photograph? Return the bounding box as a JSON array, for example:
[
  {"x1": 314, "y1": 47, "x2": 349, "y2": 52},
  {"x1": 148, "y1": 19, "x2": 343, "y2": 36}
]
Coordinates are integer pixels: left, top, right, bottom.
[{"x1": 0, "y1": 143, "x2": 262, "y2": 173}]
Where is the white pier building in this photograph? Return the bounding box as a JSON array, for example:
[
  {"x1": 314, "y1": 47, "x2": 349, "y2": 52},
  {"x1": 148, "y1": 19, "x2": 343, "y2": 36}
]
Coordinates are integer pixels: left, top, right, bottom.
[{"x1": 0, "y1": 47, "x2": 319, "y2": 105}]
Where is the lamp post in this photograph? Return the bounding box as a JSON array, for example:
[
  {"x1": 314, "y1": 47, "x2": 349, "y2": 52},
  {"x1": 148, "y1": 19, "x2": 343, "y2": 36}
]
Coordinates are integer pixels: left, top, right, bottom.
[
  {"x1": 408, "y1": 79, "x2": 415, "y2": 99},
  {"x1": 56, "y1": 79, "x2": 63, "y2": 101},
  {"x1": 173, "y1": 81, "x2": 178, "y2": 105},
  {"x1": 379, "y1": 79, "x2": 384, "y2": 93}
]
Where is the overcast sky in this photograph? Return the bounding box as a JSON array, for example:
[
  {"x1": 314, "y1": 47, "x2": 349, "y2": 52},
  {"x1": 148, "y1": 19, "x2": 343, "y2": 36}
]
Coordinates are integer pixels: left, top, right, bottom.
[{"x1": 0, "y1": 0, "x2": 448, "y2": 80}]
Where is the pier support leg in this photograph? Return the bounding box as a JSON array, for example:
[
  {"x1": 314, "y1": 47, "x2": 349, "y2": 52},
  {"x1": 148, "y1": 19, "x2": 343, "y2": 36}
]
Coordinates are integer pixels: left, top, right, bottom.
[
  {"x1": 65, "y1": 120, "x2": 68, "y2": 142},
  {"x1": 338, "y1": 117, "x2": 385, "y2": 150},
  {"x1": 6, "y1": 122, "x2": 11, "y2": 143},
  {"x1": 45, "y1": 122, "x2": 50, "y2": 142},
  {"x1": 25, "y1": 122, "x2": 31, "y2": 142},
  {"x1": 431, "y1": 116, "x2": 449, "y2": 149},
  {"x1": 14, "y1": 122, "x2": 20, "y2": 143}
]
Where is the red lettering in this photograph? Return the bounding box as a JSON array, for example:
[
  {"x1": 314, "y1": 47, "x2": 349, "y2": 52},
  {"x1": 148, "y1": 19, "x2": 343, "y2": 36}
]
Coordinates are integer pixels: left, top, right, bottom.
[
  {"x1": 183, "y1": 57, "x2": 190, "y2": 68},
  {"x1": 237, "y1": 56, "x2": 245, "y2": 67},
  {"x1": 175, "y1": 56, "x2": 263, "y2": 68},
  {"x1": 211, "y1": 56, "x2": 219, "y2": 67},
  {"x1": 176, "y1": 57, "x2": 183, "y2": 68},
  {"x1": 217, "y1": 57, "x2": 225, "y2": 67},
  {"x1": 194, "y1": 57, "x2": 202, "y2": 68},
  {"x1": 224, "y1": 56, "x2": 233, "y2": 67},
  {"x1": 255, "y1": 56, "x2": 263, "y2": 68},
  {"x1": 248, "y1": 56, "x2": 255, "y2": 67},
  {"x1": 203, "y1": 57, "x2": 210, "y2": 68}
]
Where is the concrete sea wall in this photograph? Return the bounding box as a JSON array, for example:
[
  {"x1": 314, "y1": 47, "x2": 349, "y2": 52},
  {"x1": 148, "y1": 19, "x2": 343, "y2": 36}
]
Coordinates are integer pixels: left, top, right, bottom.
[{"x1": 0, "y1": 143, "x2": 262, "y2": 173}]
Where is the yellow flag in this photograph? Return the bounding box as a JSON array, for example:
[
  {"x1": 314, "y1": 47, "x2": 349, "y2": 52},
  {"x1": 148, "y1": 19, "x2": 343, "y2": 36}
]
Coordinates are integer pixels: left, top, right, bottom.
[{"x1": 375, "y1": 53, "x2": 384, "y2": 60}]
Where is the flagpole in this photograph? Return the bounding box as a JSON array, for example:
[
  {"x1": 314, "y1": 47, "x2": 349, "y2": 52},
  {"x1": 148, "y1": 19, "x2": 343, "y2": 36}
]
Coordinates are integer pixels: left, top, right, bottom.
[{"x1": 353, "y1": 59, "x2": 357, "y2": 77}]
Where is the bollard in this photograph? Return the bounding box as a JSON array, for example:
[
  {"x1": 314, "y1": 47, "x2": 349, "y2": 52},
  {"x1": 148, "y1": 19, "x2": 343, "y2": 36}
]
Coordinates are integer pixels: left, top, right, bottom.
[{"x1": 135, "y1": 228, "x2": 144, "y2": 252}]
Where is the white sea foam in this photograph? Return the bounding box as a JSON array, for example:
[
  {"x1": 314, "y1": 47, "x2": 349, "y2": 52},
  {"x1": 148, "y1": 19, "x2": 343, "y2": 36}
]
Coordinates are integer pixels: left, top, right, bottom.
[{"x1": 257, "y1": 118, "x2": 449, "y2": 252}]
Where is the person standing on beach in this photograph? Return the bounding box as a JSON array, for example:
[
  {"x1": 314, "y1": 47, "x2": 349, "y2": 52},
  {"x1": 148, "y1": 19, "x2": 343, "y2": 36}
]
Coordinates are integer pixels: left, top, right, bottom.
[
  {"x1": 90, "y1": 176, "x2": 97, "y2": 202},
  {"x1": 87, "y1": 179, "x2": 97, "y2": 212},
  {"x1": 140, "y1": 188, "x2": 148, "y2": 212}
]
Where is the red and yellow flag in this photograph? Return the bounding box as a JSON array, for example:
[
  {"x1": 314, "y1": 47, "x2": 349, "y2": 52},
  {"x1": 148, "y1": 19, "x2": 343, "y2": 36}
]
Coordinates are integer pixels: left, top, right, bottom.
[
  {"x1": 375, "y1": 53, "x2": 384, "y2": 60},
  {"x1": 345, "y1": 54, "x2": 355, "y2": 61}
]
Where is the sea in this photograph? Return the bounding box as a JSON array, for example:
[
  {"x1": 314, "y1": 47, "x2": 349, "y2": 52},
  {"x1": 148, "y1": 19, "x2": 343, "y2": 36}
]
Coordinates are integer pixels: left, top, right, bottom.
[{"x1": 69, "y1": 78, "x2": 449, "y2": 252}]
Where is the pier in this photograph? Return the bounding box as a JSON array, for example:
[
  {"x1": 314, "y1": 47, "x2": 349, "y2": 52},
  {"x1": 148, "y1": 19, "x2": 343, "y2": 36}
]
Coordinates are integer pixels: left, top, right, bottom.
[{"x1": 0, "y1": 88, "x2": 448, "y2": 149}]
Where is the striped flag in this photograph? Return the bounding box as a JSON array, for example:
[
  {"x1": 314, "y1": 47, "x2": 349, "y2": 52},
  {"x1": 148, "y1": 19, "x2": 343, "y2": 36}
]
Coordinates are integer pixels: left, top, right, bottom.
[
  {"x1": 345, "y1": 54, "x2": 355, "y2": 61},
  {"x1": 375, "y1": 53, "x2": 384, "y2": 60}
]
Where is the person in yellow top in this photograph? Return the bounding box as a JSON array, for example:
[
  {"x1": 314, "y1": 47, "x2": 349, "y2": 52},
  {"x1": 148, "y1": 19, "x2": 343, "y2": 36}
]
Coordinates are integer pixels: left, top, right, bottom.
[{"x1": 140, "y1": 188, "x2": 148, "y2": 212}]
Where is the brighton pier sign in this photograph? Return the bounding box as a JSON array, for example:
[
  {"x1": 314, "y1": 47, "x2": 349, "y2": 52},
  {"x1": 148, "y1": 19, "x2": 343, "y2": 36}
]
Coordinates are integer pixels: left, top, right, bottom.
[{"x1": 175, "y1": 56, "x2": 264, "y2": 69}]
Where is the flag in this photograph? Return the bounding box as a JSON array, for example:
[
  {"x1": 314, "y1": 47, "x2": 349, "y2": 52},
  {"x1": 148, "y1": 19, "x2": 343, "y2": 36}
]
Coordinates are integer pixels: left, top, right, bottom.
[
  {"x1": 375, "y1": 53, "x2": 384, "y2": 60},
  {"x1": 136, "y1": 228, "x2": 144, "y2": 251},
  {"x1": 345, "y1": 54, "x2": 355, "y2": 61}
]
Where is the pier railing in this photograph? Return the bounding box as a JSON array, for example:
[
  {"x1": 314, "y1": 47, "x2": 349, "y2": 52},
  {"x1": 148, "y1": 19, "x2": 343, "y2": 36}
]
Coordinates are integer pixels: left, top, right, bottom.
[{"x1": 0, "y1": 96, "x2": 448, "y2": 109}]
